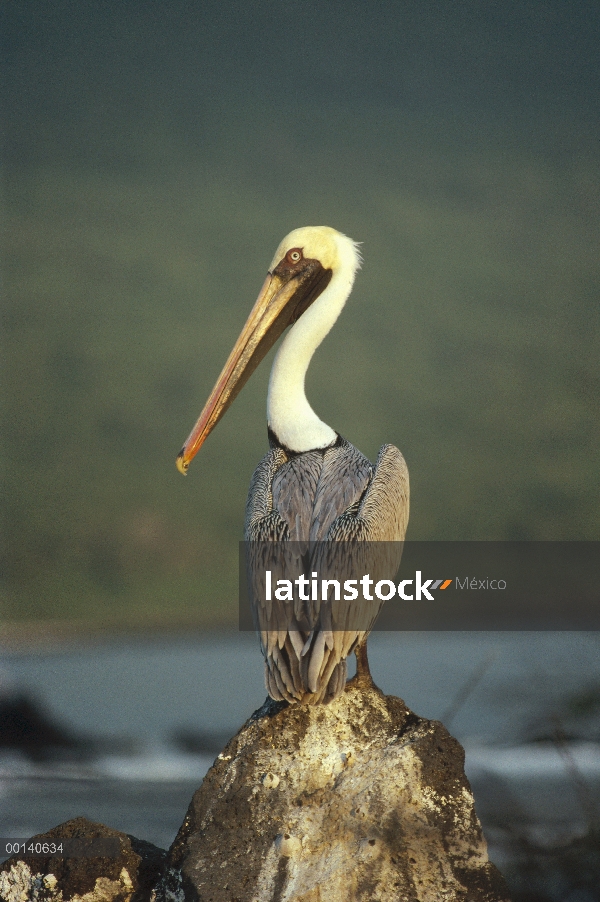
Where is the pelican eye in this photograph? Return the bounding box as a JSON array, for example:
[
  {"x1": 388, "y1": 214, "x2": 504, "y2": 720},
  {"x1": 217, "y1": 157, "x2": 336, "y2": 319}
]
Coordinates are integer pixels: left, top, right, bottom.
[{"x1": 286, "y1": 248, "x2": 303, "y2": 264}]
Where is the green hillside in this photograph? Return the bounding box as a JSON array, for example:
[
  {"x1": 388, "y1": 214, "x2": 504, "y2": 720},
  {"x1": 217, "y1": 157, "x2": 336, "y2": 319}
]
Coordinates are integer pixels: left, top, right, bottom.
[{"x1": 3, "y1": 5, "x2": 599, "y2": 631}]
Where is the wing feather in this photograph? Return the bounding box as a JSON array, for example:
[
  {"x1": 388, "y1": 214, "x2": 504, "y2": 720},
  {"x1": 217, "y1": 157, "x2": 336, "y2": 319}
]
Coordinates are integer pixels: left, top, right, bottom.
[{"x1": 244, "y1": 438, "x2": 409, "y2": 705}]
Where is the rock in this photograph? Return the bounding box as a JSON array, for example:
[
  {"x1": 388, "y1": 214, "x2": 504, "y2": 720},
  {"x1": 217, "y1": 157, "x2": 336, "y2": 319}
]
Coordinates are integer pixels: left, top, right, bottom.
[
  {"x1": 160, "y1": 681, "x2": 511, "y2": 902},
  {"x1": 0, "y1": 818, "x2": 166, "y2": 902},
  {"x1": 0, "y1": 692, "x2": 136, "y2": 763},
  {"x1": 1, "y1": 685, "x2": 511, "y2": 901},
  {"x1": 0, "y1": 693, "x2": 84, "y2": 762}
]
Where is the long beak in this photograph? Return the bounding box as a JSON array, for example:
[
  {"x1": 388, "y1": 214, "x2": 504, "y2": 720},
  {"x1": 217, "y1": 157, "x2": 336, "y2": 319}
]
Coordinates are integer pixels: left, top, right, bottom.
[{"x1": 176, "y1": 261, "x2": 330, "y2": 474}]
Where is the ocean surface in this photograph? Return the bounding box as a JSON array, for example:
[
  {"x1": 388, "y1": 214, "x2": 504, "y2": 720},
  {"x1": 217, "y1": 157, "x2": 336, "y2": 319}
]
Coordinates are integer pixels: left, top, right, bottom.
[{"x1": 1, "y1": 631, "x2": 599, "y2": 872}]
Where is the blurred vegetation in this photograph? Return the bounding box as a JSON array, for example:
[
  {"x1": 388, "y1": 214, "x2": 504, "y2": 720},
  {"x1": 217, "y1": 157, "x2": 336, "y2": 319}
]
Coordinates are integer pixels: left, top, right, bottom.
[
  {"x1": 2, "y1": 2, "x2": 599, "y2": 630},
  {"x1": 483, "y1": 680, "x2": 600, "y2": 901}
]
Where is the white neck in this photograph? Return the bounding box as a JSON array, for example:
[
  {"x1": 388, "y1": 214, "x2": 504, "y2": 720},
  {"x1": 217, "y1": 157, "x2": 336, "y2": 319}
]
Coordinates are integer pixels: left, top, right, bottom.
[{"x1": 267, "y1": 260, "x2": 357, "y2": 452}]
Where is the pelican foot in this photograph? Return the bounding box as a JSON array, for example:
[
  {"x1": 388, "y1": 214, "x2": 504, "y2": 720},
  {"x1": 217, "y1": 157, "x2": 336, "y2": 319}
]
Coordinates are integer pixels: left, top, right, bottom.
[{"x1": 348, "y1": 642, "x2": 377, "y2": 691}]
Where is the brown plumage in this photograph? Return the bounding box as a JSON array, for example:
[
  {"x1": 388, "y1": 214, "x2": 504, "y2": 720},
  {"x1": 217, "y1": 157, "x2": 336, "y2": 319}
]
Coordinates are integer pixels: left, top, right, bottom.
[{"x1": 245, "y1": 437, "x2": 409, "y2": 704}]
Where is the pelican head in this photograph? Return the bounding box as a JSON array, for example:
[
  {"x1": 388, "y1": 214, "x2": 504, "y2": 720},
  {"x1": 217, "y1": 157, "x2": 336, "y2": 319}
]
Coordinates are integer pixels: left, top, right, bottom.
[{"x1": 176, "y1": 226, "x2": 361, "y2": 473}]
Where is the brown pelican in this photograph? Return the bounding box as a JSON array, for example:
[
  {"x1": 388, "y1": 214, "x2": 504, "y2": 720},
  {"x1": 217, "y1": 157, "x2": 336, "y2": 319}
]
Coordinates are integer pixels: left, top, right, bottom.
[{"x1": 177, "y1": 227, "x2": 409, "y2": 704}]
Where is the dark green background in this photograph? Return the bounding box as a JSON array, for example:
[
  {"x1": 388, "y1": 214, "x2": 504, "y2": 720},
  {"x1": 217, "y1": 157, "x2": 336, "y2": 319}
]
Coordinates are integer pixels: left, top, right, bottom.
[{"x1": 3, "y1": 1, "x2": 599, "y2": 630}]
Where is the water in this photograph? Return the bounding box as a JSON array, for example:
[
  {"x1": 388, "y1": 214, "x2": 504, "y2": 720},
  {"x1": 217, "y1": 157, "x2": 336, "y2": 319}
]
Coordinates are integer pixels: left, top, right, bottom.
[{"x1": 2, "y1": 631, "x2": 599, "y2": 859}]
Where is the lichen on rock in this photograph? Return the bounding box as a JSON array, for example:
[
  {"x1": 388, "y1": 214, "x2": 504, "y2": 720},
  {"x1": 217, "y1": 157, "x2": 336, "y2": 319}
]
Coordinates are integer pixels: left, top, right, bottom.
[
  {"x1": 2, "y1": 688, "x2": 511, "y2": 901},
  {"x1": 161, "y1": 683, "x2": 510, "y2": 901},
  {"x1": 0, "y1": 818, "x2": 166, "y2": 902}
]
